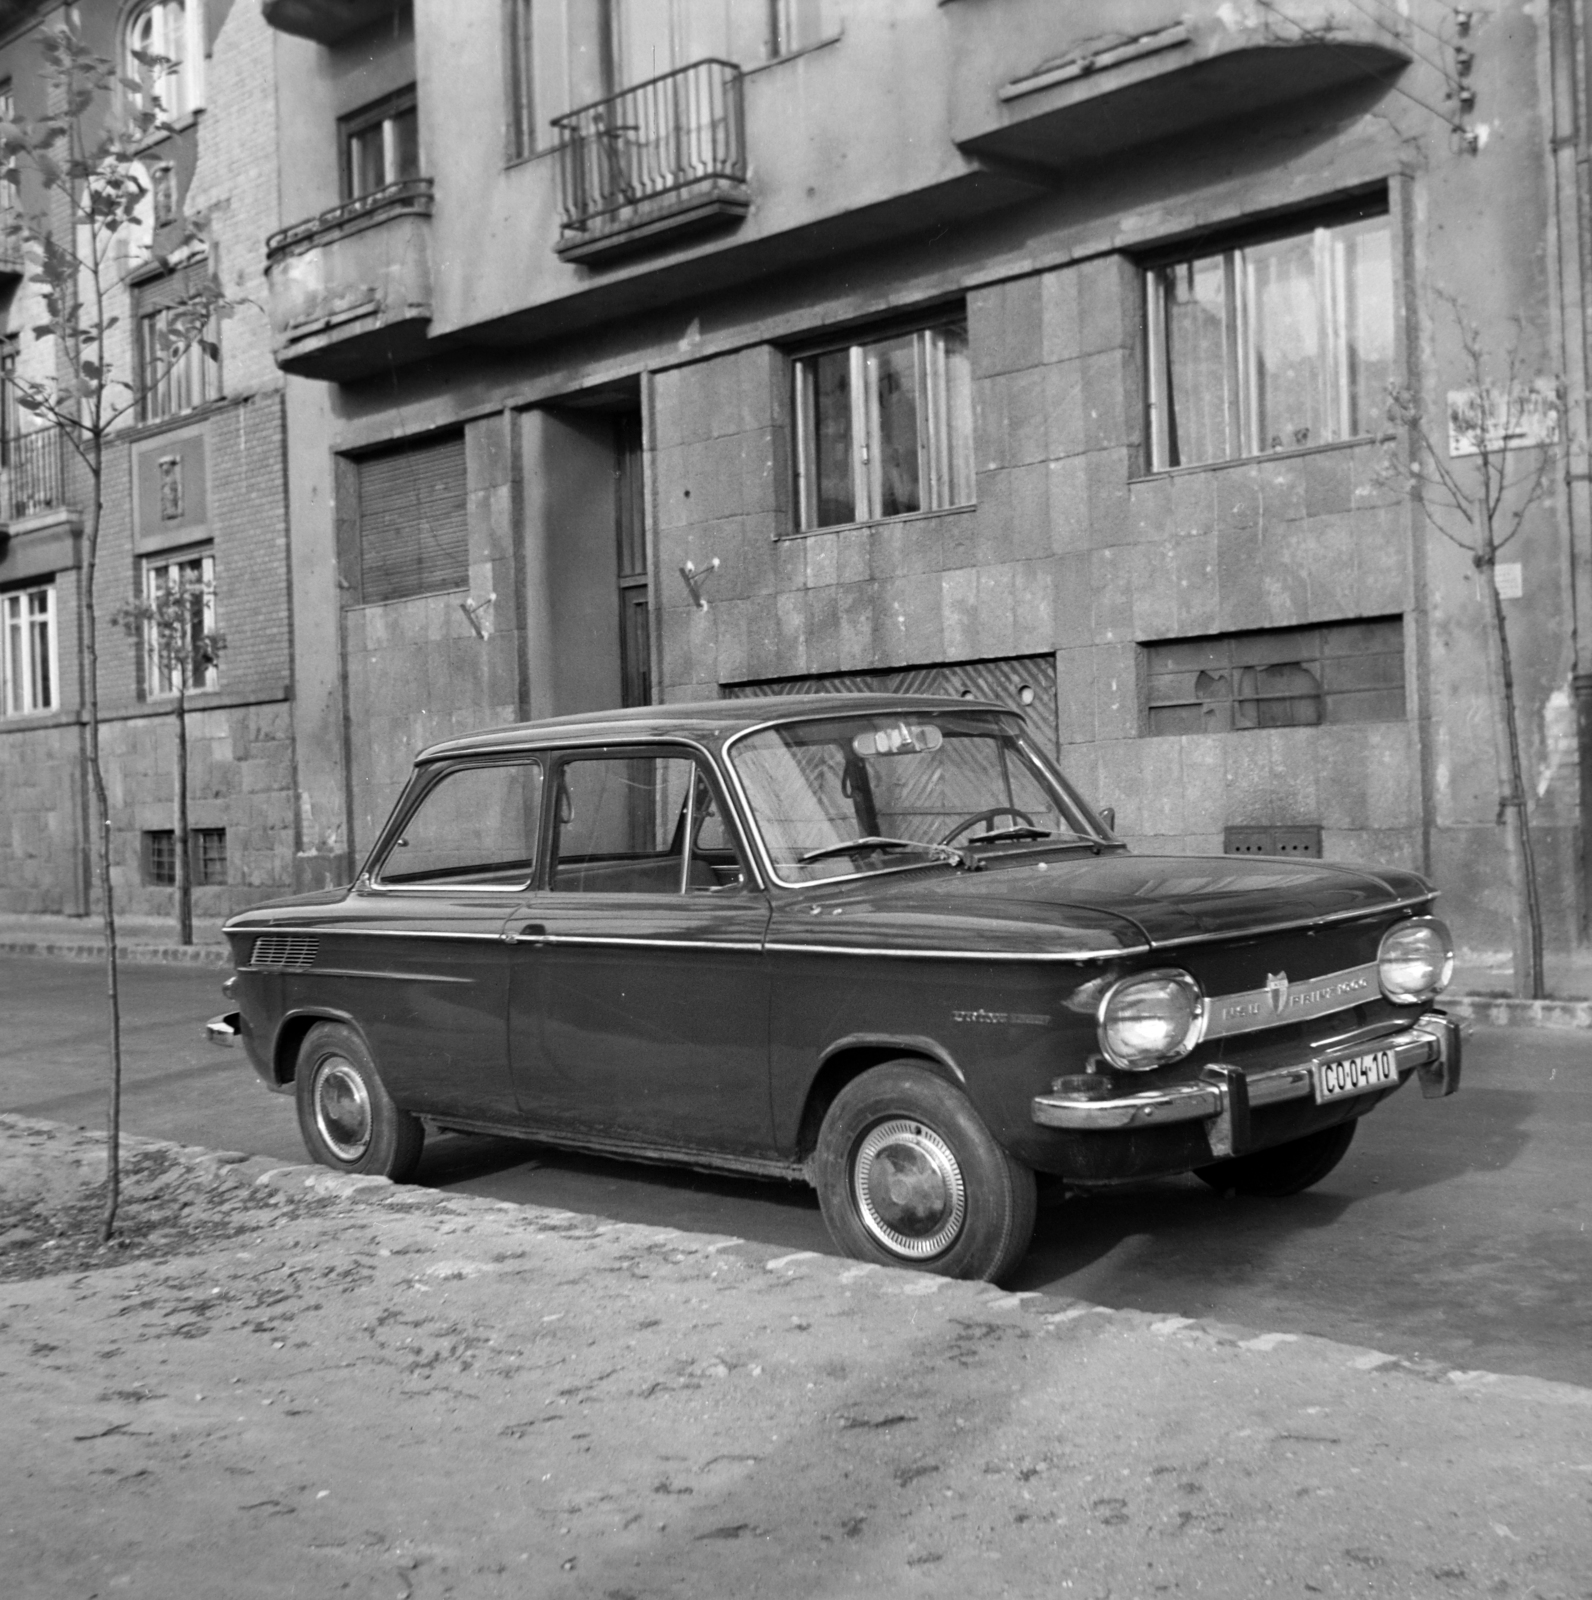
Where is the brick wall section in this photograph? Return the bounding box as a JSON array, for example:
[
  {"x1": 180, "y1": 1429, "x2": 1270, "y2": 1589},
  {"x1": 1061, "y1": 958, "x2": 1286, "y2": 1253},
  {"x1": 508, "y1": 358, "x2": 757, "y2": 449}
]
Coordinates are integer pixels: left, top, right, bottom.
[
  {"x1": 185, "y1": 0, "x2": 283, "y2": 400},
  {"x1": 0, "y1": 0, "x2": 294, "y2": 916}
]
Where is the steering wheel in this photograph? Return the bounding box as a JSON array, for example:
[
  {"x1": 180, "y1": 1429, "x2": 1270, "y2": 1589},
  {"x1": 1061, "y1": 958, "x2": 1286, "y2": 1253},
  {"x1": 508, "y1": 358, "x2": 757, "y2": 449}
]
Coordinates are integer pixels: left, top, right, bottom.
[{"x1": 938, "y1": 807, "x2": 1039, "y2": 845}]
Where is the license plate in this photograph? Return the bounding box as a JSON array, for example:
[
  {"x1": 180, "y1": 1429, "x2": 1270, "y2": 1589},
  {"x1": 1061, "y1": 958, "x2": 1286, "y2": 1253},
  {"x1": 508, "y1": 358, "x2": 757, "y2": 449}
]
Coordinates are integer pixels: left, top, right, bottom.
[{"x1": 1313, "y1": 1049, "x2": 1399, "y2": 1105}]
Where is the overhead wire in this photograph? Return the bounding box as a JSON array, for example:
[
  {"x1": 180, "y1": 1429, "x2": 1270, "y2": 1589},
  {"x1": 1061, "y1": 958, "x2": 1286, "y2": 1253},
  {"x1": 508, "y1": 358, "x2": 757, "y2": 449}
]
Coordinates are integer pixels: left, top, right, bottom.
[{"x1": 1253, "y1": 0, "x2": 1472, "y2": 138}]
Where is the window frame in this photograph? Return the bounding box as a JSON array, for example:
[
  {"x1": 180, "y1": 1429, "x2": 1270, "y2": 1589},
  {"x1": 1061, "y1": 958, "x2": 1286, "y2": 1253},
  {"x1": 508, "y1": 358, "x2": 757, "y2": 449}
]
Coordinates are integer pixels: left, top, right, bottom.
[
  {"x1": 1142, "y1": 617, "x2": 1407, "y2": 737},
  {"x1": 339, "y1": 86, "x2": 421, "y2": 202},
  {"x1": 505, "y1": 0, "x2": 536, "y2": 162},
  {"x1": 792, "y1": 312, "x2": 975, "y2": 534},
  {"x1": 134, "y1": 263, "x2": 220, "y2": 424},
  {"x1": 124, "y1": 0, "x2": 205, "y2": 124},
  {"x1": 1142, "y1": 196, "x2": 1394, "y2": 473},
  {"x1": 545, "y1": 745, "x2": 751, "y2": 896},
  {"x1": 369, "y1": 757, "x2": 548, "y2": 893},
  {"x1": 143, "y1": 825, "x2": 226, "y2": 887},
  {"x1": 1, "y1": 580, "x2": 59, "y2": 717},
  {"x1": 141, "y1": 546, "x2": 217, "y2": 699}
]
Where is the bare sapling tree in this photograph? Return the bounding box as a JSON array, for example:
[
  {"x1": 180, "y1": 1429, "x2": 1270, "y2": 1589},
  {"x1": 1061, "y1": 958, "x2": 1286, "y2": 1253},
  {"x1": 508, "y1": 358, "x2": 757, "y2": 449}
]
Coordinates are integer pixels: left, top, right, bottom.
[
  {"x1": 113, "y1": 573, "x2": 225, "y2": 946},
  {"x1": 1, "y1": 24, "x2": 227, "y2": 1237},
  {"x1": 1384, "y1": 296, "x2": 1559, "y2": 1000}
]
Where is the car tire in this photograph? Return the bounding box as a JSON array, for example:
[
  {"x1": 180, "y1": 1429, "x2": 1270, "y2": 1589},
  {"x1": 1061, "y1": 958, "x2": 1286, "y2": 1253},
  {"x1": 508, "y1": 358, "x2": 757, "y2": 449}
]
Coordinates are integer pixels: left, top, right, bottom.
[
  {"x1": 813, "y1": 1061, "x2": 1037, "y2": 1283},
  {"x1": 1194, "y1": 1118, "x2": 1357, "y2": 1198},
  {"x1": 294, "y1": 1022, "x2": 424, "y2": 1181}
]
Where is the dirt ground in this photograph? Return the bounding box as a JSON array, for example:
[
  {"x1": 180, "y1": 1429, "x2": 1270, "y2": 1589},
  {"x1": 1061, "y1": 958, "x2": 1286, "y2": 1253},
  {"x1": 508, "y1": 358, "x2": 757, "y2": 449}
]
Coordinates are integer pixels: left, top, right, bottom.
[{"x1": 3, "y1": 1111, "x2": 1591, "y2": 1600}]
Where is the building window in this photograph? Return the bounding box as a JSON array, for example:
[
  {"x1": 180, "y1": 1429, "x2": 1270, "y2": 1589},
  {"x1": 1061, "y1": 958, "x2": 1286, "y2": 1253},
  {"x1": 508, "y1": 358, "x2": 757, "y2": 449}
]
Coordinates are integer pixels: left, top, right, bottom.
[
  {"x1": 1145, "y1": 203, "x2": 1393, "y2": 471},
  {"x1": 1, "y1": 581, "x2": 57, "y2": 716},
  {"x1": 769, "y1": 0, "x2": 829, "y2": 57},
  {"x1": 125, "y1": 0, "x2": 203, "y2": 122},
  {"x1": 794, "y1": 316, "x2": 974, "y2": 532},
  {"x1": 144, "y1": 827, "x2": 227, "y2": 887},
  {"x1": 506, "y1": 0, "x2": 536, "y2": 160},
  {"x1": 352, "y1": 433, "x2": 468, "y2": 604},
  {"x1": 142, "y1": 548, "x2": 218, "y2": 697},
  {"x1": 1144, "y1": 617, "x2": 1405, "y2": 736},
  {"x1": 135, "y1": 263, "x2": 219, "y2": 423},
  {"x1": 341, "y1": 88, "x2": 420, "y2": 200}
]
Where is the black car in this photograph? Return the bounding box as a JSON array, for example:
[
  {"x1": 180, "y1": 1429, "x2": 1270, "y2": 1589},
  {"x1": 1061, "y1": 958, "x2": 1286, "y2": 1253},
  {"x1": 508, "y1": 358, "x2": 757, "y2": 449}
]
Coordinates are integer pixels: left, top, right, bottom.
[{"x1": 209, "y1": 695, "x2": 1460, "y2": 1282}]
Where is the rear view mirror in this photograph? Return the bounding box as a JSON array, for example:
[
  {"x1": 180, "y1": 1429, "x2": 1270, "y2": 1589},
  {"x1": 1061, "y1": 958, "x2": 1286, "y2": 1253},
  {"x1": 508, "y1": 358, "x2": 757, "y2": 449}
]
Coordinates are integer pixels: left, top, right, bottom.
[
  {"x1": 852, "y1": 722, "x2": 944, "y2": 758},
  {"x1": 1099, "y1": 806, "x2": 1116, "y2": 833}
]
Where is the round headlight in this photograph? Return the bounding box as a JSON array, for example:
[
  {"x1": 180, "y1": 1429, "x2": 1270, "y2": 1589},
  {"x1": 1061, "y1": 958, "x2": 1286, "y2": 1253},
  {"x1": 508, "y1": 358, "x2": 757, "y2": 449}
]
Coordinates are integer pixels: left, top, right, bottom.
[
  {"x1": 1097, "y1": 969, "x2": 1204, "y2": 1071},
  {"x1": 1378, "y1": 916, "x2": 1454, "y2": 1004}
]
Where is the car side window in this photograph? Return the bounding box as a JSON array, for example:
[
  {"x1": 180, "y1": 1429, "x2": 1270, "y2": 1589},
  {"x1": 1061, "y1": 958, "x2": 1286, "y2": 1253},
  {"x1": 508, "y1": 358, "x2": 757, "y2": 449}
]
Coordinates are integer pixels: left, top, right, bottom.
[
  {"x1": 378, "y1": 760, "x2": 544, "y2": 888},
  {"x1": 551, "y1": 752, "x2": 746, "y2": 893}
]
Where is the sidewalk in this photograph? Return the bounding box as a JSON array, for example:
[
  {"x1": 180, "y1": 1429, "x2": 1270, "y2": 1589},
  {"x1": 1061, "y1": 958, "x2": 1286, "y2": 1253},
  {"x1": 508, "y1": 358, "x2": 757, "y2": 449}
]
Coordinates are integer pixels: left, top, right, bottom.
[
  {"x1": 0, "y1": 910, "x2": 229, "y2": 966},
  {"x1": 3, "y1": 1111, "x2": 1589, "y2": 1600}
]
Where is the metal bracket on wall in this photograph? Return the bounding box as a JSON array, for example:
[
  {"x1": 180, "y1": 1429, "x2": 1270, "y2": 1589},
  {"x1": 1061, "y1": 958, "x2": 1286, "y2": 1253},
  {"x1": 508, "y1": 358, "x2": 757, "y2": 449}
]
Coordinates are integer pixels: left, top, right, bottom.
[
  {"x1": 679, "y1": 558, "x2": 720, "y2": 611},
  {"x1": 460, "y1": 592, "x2": 496, "y2": 640}
]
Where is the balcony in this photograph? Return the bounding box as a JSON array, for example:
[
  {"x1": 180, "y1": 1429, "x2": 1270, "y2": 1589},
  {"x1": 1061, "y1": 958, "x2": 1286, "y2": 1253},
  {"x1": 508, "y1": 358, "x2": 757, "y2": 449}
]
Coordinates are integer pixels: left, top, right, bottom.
[
  {"x1": 553, "y1": 60, "x2": 750, "y2": 268},
  {"x1": 4, "y1": 427, "x2": 68, "y2": 524},
  {"x1": 947, "y1": 0, "x2": 1410, "y2": 172},
  {"x1": 265, "y1": 179, "x2": 434, "y2": 382},
  {"x1": 261, "y1": 0, "x2": 402, "y2": 45}
]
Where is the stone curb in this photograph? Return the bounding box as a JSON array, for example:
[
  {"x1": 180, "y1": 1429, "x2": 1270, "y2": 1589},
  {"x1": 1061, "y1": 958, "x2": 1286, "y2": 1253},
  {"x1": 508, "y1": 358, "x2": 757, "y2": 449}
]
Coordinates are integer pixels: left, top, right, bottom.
[
  {"x1": 0, "y1": 937, "x2": 229, "y2": 967},
  {"x1": 6, "y1": 1109, "x2": 1590, "y2": 1415},
  {"x1": 1445, "y1": 993, "x2": 1592, "y2": 1030}
]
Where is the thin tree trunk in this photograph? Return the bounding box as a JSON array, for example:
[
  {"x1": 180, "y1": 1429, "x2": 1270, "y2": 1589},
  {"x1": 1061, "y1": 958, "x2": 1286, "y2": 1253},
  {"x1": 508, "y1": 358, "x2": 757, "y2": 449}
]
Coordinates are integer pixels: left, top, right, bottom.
[
  {"x1": 175, "y1": 685, "x2": 191, "y2": 945},
  {"x1": 1487, "y1": 570, "x2": 1547, "y2": 998},
  {"x1": 81, "y1": 438, "x2": 124, "y2": 1241}
]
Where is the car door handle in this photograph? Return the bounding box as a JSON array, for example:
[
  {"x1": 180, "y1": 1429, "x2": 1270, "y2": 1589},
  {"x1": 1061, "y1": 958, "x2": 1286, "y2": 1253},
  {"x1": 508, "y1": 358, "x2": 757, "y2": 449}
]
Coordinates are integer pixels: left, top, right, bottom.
[{"x1": 512, "y1": 922, "x2": 549, "y2": 945}]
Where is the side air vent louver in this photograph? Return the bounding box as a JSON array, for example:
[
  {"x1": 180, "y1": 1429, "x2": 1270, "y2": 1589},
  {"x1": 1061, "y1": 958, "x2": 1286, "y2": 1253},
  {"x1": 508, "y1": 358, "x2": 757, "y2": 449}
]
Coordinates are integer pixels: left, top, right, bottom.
[{"x1": 251, "y1": 933, "x2": 320, "y2": 971}]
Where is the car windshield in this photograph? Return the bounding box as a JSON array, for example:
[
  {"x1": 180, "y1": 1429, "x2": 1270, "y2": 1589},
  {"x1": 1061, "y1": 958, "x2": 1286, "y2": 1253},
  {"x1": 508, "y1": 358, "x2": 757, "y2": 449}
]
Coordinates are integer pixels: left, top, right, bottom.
[{"x1": 728, "y1": 709, "x2": 1107, "y2": 883}]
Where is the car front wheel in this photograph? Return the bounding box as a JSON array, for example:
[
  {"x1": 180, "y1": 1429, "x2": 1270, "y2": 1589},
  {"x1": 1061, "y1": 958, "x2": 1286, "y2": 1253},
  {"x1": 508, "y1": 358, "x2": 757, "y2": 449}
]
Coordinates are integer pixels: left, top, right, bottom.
[
  {"x1": 813, "y1": 1062, "x2": 1037, "y2": 1283},
  {"x1": 294, "y1": 1022, "x2": 424, "y2": 1182},
  {"x1": 1194, "y1": 1118, "x2": 1357, "y2": 1198}
]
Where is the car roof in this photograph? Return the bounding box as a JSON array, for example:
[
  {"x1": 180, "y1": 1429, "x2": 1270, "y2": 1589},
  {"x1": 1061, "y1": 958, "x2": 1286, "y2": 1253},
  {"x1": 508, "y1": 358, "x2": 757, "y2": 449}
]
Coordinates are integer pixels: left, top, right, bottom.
[{"x1": 415, "y1": 693, "x2": 1014, "y2": 762}]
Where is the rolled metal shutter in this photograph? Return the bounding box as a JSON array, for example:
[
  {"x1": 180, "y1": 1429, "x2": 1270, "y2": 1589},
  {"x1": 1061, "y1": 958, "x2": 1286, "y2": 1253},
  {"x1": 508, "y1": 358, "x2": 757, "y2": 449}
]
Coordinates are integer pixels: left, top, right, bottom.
[{"x1": 356, "y1": 433, "x2": 468, "y2": 603}]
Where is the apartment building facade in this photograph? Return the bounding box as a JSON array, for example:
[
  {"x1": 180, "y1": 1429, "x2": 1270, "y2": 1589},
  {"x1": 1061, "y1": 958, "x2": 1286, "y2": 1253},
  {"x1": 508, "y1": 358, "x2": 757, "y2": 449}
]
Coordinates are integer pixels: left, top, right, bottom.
[
  {"x1": 261, "y1": 0, "x2": 1591, "y2": 951},
  {"x1": 0, "y1": 0, "x2": 297, "y2": 918}
]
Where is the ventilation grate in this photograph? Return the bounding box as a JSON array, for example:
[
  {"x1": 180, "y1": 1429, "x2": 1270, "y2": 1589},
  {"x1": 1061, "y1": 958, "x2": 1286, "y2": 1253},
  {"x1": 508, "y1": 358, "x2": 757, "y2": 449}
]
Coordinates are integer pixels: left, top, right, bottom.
[
  {"x1": 1224, "y1": 826, "x2": 1323, "y2": 858},
  {"x1": 251, "y1": 933, "x2": 320, "y2": 971}
]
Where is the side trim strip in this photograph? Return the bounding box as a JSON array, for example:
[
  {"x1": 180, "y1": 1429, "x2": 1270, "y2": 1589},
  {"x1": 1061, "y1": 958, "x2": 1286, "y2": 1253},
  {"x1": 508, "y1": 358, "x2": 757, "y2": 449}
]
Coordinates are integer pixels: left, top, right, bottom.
[
  {"x1": 762, "y1": 941, "x2": 1146, "y2": 962},
  {"x1": 239, "y1": 967, "x2": 475, "y2": 984}
]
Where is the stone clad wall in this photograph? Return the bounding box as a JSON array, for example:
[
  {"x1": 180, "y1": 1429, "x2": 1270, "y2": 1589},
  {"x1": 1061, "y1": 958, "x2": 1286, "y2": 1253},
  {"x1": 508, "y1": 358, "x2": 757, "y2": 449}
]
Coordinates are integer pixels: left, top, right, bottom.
[{"x1": 651, "y1": 253, "x2": 1427, "y2": 876}]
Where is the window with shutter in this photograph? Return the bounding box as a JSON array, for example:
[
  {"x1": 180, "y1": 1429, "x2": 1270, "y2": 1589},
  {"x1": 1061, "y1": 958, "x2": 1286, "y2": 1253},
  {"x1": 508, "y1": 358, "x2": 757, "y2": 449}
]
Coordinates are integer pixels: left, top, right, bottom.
[{"x1": 355, "y1": 434, "x2": 469, "y2": 604}]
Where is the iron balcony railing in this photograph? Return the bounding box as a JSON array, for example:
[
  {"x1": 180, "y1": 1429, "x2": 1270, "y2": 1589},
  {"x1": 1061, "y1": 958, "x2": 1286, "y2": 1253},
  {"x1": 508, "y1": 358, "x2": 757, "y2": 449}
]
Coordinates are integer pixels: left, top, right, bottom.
[
  {"x1": 4, "y1": 425, "x2": 68, "y2": 522},
  {"x1": 553, "y1": 59, "x2": 747, "y2": 246},
  {"x1": 266, "y1": 176, "x2": 434, "y2": 262}
]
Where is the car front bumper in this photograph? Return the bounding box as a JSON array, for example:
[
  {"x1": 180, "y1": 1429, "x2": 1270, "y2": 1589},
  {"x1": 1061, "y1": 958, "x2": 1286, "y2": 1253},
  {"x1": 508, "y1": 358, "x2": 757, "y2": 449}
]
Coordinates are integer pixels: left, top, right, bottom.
[{"x1": 1030, "y1": 1011, "x2": 1460, "y2": 1160}]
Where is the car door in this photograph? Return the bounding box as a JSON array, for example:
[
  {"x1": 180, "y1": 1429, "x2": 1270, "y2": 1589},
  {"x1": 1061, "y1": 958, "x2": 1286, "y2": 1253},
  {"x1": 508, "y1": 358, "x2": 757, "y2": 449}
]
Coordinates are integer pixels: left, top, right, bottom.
[
  {"x1": 345, "y1": 756, "x2": 544, "y2": 1123},
  {"x1": 506, "y1": 745, "x2": 775, "y2": 1159}
]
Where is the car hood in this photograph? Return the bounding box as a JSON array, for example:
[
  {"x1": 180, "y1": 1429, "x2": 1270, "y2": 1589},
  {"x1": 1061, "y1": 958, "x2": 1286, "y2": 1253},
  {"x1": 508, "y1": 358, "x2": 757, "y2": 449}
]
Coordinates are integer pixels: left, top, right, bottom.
[{"x1": 771, "y1": 852, "x2": 1433, "y2": 957}]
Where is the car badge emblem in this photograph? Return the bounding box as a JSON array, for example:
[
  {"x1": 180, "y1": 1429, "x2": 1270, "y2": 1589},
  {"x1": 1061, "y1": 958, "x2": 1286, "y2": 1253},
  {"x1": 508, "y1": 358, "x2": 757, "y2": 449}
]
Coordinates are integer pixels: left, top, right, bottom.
[{"x1": 1266, "y1": 971, "x2": 1290, "y2": 1015}]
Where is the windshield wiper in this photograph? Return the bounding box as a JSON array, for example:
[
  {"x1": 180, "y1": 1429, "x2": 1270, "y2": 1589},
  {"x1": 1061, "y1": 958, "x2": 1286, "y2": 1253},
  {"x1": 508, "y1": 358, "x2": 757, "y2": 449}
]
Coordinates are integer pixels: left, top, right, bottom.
[
  {"x1": 964, "y1": 825, "x2": 1054, "y2": 845},
  {"x1": 799, "y1": 835, "x2": 968, "y2": 868}
]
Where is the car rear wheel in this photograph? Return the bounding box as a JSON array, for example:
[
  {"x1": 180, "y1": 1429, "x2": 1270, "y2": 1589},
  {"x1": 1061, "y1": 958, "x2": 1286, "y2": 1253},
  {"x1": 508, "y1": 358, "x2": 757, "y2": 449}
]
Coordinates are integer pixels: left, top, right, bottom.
[
  {"x1": 1194, "y1": 1118, "x2": 1357, "y2": 1198},
  {"x1": 813, "y1": 1062, "x2": 1037, "y2": 1283},
  {"x1": 294, "y1": 1022, "x2": 424, "y2": 1181}
]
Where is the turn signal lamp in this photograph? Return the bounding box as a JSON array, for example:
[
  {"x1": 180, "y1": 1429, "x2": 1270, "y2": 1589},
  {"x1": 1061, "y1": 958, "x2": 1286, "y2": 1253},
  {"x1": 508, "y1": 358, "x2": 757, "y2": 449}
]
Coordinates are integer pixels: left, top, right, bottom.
[
  {"x1": 1097, "y1": 969, "x2": 1204, "y2": 1071},
  {"x1": 1377, "y1": 917, "x2": 1454, "y2": 1004}
]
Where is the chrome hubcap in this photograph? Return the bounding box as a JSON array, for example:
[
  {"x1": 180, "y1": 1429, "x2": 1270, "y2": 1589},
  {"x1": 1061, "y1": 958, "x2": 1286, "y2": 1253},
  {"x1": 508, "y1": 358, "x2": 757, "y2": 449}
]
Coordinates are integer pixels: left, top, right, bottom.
[
  {"x1": 853, "y1": 1118, "x2": 966, "y2": 1259},
  {"x1": 313, "y1": 1056, "x2": 372, "y2": 1162}
]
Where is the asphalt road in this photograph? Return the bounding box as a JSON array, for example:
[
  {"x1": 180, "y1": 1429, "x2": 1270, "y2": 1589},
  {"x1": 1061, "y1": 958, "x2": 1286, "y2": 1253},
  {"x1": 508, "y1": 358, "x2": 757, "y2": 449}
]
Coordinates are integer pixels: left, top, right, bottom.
[{"x1": 3, "y1": 953, "x2": 1587, "y2": 1388}]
